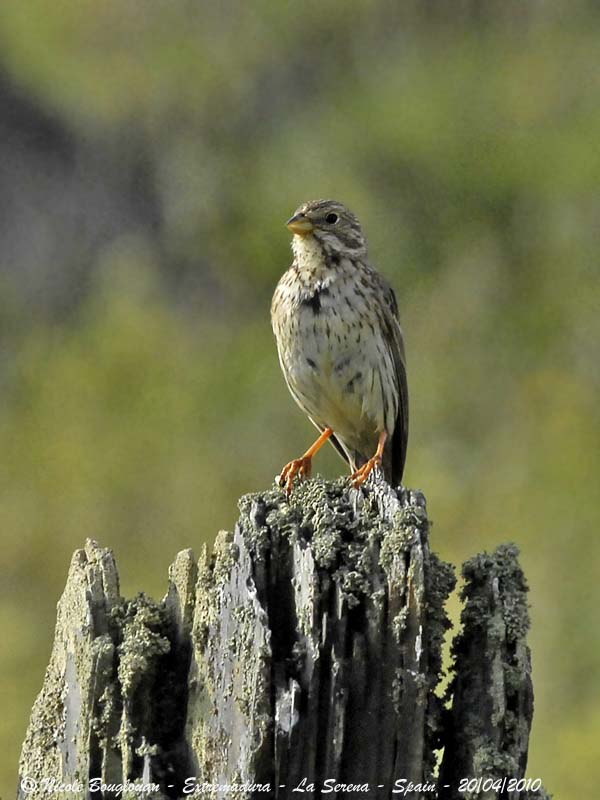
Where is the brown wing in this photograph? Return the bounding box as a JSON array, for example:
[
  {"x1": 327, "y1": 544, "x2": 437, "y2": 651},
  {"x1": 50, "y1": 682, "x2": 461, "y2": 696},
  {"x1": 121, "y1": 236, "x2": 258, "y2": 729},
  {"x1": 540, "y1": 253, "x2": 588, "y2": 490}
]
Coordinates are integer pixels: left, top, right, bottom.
[
  {"x1": 312, "y1": 274, "x2": 408, "y2": 487},
  {"x1": 377, "y1": 278, "x2": 409, "y2": 487}
]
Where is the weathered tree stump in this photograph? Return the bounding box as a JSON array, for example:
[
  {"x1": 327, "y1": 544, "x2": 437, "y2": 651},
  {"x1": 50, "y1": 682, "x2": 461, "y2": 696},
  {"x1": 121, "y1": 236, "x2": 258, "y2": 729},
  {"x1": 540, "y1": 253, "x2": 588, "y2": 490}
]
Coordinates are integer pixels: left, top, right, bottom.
[{"x1": 17, "y1": 478, "x2": 549, "y2": 799}]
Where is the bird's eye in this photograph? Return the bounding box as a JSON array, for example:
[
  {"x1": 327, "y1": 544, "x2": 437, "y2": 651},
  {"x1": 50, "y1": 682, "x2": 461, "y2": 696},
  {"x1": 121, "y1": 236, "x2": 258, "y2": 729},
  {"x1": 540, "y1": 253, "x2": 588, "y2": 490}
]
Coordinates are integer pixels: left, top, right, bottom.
[{"x1": 325, "y1": 212, "x2": 338, "y2": 224}]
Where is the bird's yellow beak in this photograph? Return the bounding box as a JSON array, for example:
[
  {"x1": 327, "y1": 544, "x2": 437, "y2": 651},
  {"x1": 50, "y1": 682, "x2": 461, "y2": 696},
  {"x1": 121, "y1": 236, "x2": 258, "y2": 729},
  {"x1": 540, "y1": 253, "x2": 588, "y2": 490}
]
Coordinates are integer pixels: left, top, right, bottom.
[{"x1": 286, "y1": 213, "x2": 314, "y2": 236}]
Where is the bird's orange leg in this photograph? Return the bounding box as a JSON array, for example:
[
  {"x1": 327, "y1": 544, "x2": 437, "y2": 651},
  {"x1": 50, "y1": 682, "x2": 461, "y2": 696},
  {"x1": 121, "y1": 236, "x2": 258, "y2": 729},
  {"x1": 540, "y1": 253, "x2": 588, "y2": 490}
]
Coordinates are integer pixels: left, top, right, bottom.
[
  {"x1": 351, "y1": 431, "x2": 388, "y2": 488},
  {"x1": 278, "y1": 427, "x2": 334, "y2": 495}
]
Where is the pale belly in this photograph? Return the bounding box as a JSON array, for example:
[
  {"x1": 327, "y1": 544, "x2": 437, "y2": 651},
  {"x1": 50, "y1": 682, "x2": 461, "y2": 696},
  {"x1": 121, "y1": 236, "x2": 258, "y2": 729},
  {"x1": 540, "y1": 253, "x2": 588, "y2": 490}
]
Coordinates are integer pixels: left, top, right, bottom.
[{"x1": 276, "y1": 296, "x2": 395, "y2": 458}]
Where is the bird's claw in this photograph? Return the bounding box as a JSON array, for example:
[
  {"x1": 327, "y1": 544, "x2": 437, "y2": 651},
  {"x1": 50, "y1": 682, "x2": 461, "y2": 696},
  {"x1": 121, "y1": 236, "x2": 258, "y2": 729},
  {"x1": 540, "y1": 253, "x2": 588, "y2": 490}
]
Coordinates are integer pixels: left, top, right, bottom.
[
  {"x1": 351, "y1": 455, "x2": 382, "y2": 488},
  {"x1": 278, "y1": 456, "x2": 312, "y2": 495}
]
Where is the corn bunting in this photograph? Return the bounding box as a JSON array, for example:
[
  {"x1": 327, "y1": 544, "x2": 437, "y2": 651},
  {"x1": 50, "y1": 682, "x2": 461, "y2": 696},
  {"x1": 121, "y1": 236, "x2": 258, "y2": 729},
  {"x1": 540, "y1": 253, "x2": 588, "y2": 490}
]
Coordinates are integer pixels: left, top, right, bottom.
[{"x1": 271, "y1": 199, "x2": 408, "y2": 493}]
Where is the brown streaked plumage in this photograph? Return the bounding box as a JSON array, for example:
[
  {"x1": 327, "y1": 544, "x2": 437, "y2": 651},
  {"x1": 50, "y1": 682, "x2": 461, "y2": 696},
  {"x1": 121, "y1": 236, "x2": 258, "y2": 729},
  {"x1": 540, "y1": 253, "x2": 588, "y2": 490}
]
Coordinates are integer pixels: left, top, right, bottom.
[{"x1": 271, "y1": 199, "x2": 408, "y2": 493}]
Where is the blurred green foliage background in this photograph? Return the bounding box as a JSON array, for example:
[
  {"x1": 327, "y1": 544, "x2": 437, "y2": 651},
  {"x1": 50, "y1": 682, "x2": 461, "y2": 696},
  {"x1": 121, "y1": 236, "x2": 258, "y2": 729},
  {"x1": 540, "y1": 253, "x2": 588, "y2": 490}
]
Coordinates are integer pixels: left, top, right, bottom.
[{"x1": 1, "y1": 1, "x2": 599, "y2": 795}]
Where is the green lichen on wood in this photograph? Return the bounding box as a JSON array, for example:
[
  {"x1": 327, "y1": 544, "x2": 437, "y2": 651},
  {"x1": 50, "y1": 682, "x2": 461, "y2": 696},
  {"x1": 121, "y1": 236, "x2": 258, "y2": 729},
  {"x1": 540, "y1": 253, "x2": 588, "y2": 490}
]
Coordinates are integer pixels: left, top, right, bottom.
[
  {"x1": 239, "y1": 477, "x2": 433, "y2": 609},
  {"x1": 233, "y1": 477, "x2": 458, "y2": 792},
  {"x1": 460, "y1": 543, "x2": 530, "y2": 641},
  {"x1": 186, "y1": 514, "x2": 271, "y2": 794},
  {"x1": 212, "y1": 529, "x2": 240, "y2": 584},
  {"x1": 18, "y1": 541, "x2": 124, "y2": 798},
  {"x1": 112, "y1": 596, "x2": 171, "y2": 775},
  {"x1": 18, "y1": 484, "x2": 545, "y2": 799},
  {"x1": 166, "y1": 547, "x2": 198, "y2": 638},
  {"x1": 439, "y1": 543, "x2": 542, "y2": 798},
  {"x1": 115, "y1": 597, "x2": 171, "y2": 697}
]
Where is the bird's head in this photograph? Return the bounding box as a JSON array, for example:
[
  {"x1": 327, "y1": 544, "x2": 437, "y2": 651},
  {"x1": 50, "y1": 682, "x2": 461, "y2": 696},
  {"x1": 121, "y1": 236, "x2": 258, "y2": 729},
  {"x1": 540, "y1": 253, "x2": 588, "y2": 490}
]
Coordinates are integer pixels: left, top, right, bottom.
[{"x1": 286, "y1": 200, "x2": 367, "y2": 261}]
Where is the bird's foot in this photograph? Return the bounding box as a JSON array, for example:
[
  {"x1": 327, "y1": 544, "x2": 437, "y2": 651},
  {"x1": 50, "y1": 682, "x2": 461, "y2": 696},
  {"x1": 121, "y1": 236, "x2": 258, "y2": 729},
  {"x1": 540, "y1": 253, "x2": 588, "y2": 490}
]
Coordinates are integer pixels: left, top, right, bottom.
[
  {"x1": 278, "y1": 455, "x2": 312, "y2": 495},
  {"x1": 351, "y1": 455, "x2": 382, "y2": 488}
]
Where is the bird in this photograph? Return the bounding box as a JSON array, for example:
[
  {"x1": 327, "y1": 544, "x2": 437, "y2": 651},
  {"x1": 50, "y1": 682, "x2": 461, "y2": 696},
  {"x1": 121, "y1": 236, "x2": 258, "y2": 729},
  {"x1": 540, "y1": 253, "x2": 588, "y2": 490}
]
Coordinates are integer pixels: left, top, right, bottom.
[{"x1": 271, "y1": 199, "x2": 408, "y2": 494}]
